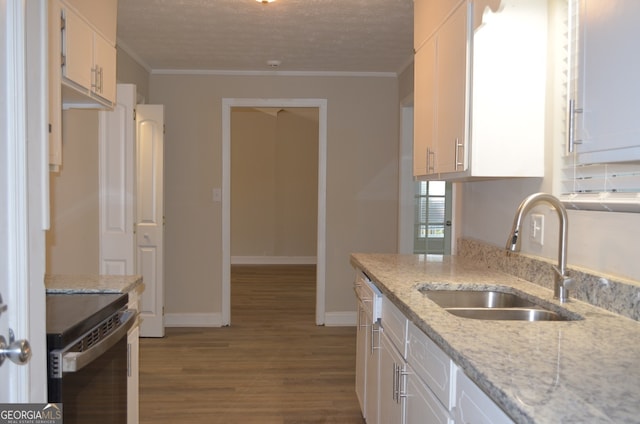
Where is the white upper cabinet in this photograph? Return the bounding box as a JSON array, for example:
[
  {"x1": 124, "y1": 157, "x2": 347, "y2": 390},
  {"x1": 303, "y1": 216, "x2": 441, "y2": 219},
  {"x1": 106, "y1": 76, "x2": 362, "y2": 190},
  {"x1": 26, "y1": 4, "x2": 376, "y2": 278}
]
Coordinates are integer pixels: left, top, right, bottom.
[
  {"x1": 414, "y1": 0, "x2": 464, "y2": 50},
  {"x1": 55, "y1": 0, "x2": 118, "y2": 108},
  {"x1": 414, "y1": 0, "x2": 547, "y2": 181},
  {"x1": 48, "y1": 0, "x2": 118, "y2": 169},
  {"x1": 414, "y1": 1, "x2": 470, "y2": 178},
  {"x1": 64, "y1": 0, "x2": 118, "y2": 45},
  {"x1": 569, "y1": 0, "x2": 640, "y2": 163}
]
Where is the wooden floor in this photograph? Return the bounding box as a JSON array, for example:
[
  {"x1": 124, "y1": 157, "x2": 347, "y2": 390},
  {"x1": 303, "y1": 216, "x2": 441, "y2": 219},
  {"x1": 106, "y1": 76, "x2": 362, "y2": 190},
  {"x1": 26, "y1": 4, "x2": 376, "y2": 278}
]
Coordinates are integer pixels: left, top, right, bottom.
[{"x1": 139, "y1": 265, "x2": 365, "y2": 424}]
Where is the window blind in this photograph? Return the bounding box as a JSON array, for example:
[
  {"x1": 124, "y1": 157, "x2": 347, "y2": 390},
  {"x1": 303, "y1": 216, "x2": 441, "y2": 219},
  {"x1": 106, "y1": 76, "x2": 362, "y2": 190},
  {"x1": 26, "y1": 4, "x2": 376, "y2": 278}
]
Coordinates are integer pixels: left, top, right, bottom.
[{"x1": 559, "y1": 0, "x2": 640, "y2": 213}]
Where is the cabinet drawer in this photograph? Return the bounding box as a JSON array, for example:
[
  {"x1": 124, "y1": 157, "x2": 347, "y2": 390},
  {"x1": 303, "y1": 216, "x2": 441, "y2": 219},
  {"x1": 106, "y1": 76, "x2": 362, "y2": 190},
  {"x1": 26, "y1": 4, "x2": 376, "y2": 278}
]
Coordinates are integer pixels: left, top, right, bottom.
[
  {"x1": 456, "y1": 370, "x2": 514, "y2": 424},
  {"x1": 381, "y1": 297, "x2": 408, "y2": 358},
  {"x1": 406, "y1": 365, "x2": 454, "y2": 424},
  {"x1": 407, "y1": 322, "x2": 456, "y2": 410}
]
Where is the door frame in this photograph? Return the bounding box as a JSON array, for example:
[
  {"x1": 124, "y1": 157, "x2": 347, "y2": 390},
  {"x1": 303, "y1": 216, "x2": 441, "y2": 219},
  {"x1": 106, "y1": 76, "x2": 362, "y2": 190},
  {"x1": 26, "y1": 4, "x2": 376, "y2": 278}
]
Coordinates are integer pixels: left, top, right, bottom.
[{"x1": 221, "y1": 98, "x2": 327, "y2": 325}]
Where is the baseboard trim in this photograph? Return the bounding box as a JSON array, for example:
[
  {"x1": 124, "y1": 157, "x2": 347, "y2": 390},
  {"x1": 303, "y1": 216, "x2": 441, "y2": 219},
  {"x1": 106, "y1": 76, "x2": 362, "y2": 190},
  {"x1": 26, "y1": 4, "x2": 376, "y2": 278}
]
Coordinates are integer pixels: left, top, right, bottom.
[
  {"x1": 231, "y1": 256, "x2": 317, "y2": 265},
  {"x1": 324, "y1": 311, "x2": 357, "y2": 327},
  {"x1": 164, "y1": 311, "x2": 356, "y2": 327},
  {"x1": 164, "y1": 313, "x2": 223, "y2": 327}
]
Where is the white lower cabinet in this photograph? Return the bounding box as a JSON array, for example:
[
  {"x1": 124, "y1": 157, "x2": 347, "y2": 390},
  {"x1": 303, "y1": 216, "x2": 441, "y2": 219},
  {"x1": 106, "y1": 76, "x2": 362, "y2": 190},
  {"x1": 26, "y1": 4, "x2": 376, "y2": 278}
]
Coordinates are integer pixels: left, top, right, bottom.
[
  {"x1": 379, "y1": 331, "x2": 405, "y2": 424},
  {"x1": 354, "y1": 272, "x2": 382, "y2": 424},
  {"x1": 353, "y1": 272, "x2": 513, "y2": 424},
  {"x1": 355, "y1": 302, "x2": 367, "y2": 412},
  {"x1": 365, "y1": 321, "x2": 381, "y2": 424},
  {"x1": 406, "y1": 366, "x2": 454, "y2": 424},
  {"x1": 127, "y1": 287, "x2": 142, "y2": 424},
  {"x1": 456, "y1": 371, "x2": 514, "y2": 424}
]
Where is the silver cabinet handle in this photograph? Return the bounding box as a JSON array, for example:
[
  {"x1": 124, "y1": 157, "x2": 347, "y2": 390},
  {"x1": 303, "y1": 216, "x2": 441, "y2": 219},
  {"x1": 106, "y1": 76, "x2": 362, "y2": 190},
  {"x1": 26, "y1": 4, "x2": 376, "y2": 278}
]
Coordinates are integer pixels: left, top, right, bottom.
[
  {"x1": 455, "y1": 137, "x2": 464, "y2": 170},
  {"x1": 427, "y1": 148, "x2": 435, "y2": 173},
  {"x1": 567, "y1": 99, "x2": 583, "y2": 154}
]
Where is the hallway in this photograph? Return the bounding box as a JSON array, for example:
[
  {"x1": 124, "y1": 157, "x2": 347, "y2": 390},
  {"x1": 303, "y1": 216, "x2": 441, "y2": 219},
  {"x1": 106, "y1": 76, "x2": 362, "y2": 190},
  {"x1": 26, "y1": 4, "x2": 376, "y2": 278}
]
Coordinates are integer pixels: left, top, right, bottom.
[{"x1": 139, "y1": 265, "x2": 364, "y2": 424}]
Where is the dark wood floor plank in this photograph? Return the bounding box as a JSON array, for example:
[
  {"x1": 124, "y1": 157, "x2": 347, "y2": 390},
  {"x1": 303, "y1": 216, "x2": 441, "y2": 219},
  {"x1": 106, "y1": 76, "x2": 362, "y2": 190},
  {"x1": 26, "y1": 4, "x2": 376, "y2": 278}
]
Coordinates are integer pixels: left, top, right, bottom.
[{"x1": 139, "y1": 265, "x2": 364, "y2": 423}]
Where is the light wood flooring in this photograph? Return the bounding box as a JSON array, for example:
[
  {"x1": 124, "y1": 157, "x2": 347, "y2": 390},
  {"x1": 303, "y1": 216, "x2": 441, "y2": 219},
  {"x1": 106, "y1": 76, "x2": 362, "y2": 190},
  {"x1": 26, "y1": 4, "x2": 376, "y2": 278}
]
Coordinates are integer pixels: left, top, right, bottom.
[{"x1": 139, "y1": 265, "x2": 365, "y2": 424}]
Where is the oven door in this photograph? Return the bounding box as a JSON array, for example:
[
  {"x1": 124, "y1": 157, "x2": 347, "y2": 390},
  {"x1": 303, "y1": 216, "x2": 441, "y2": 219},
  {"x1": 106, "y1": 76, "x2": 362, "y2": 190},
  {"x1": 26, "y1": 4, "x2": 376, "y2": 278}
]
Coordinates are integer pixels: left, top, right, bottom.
[{"x1": 48, "y1": 309, "x2": 135, "y2": 424}]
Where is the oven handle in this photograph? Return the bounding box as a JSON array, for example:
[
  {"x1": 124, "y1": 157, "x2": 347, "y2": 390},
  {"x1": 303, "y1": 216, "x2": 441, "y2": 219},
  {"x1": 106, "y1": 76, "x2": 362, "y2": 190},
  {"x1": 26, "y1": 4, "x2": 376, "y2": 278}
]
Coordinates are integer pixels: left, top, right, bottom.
[{"x1": 61, "y1": 309, "x2": 137, "y2": 373}]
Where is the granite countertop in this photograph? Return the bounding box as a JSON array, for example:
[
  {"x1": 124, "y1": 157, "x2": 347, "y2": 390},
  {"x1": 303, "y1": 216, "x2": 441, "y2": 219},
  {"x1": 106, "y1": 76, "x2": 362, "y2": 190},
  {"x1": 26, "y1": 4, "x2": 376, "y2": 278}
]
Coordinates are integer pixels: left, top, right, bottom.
[
  {"x1": 351, "y1": 253, "x2": 640, "y2": 424},
  {"x1": 45, "y1": 274, "x2": 143, "y2": 294}
]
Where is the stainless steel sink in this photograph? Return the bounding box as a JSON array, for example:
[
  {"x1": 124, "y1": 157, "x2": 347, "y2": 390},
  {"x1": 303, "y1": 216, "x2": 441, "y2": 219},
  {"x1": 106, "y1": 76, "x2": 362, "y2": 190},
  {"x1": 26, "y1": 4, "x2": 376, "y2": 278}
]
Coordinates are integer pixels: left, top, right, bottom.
[
  {"x1": 443, "y1": 307, "x2": 567, "y2": 321},
  {"x1": 420, "y1": 288, "x2": 577, "y2": 322},
  {"x1": 424, "y1": 290, "x2": 538, "y2": 309}
]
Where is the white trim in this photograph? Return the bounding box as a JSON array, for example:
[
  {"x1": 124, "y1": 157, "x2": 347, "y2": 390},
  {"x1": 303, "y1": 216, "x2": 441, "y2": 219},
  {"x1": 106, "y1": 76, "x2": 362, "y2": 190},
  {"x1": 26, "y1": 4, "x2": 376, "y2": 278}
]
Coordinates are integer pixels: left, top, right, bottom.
[
  {"x1": 398, "y1": 97, "x2": 415, "y2": 254},
  {"x1": 231, "y1": 256, "x2": 317, "y2": 265},
  {"x1": 222, "y1": 98, "x2": 328, "y2": 326},
  {"x1": 154, "y1": 69, "x2": 397, "y2": 78},
  {"x1": 164, "y1": 313, "x2": 222, "y2": 328},
  {"x1": 323, "y1": 311, "x2": 357, "y2": 327}
]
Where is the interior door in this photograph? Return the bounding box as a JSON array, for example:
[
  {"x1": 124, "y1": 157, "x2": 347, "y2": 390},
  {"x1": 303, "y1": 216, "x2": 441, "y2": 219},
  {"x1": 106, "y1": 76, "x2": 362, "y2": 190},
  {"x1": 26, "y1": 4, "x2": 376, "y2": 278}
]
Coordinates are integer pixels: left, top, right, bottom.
[
  {"x1": 136, "y1": 105, "x2": 165, "y2": 337},
  {"x1": 0, "y1": 0, "x2": 47, "y2": 402},
  {"x1": 99, "y1": 84, "x2": 136, "y2": 275}
]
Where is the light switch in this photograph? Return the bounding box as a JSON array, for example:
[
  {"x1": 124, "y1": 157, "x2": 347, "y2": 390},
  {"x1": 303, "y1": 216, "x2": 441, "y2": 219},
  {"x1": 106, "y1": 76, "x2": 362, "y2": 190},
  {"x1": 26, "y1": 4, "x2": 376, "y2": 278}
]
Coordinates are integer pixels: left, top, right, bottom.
[{"x1": 212, "y1": 188, "x2": 222, "y2": 202}]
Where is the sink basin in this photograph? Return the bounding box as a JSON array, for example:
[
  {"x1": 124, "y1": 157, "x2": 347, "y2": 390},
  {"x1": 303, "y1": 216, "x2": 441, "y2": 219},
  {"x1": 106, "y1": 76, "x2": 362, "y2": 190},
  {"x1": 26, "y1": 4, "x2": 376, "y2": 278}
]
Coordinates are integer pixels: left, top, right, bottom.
[
  {"x1": 424, "y1": 290, "x2": 538, "y2": 309},
  {"x1": 420, "y1": 288, "x2": 578, "y2": 322},
  {"x1": 444, "y1": 307, "x2": 567, "y2": 321}
]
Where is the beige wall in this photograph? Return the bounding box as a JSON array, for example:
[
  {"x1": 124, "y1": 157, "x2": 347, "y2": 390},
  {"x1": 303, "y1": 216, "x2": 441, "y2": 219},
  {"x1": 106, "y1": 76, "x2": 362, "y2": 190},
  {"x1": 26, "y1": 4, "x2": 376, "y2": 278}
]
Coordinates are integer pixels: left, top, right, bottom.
[
  {"x1": 46, "y1": 110, "x2": 100, "y2": 274},
  {"x1": 231, "y1": 108, "x2": 318, "y2": 258},
  {"x1": 116, "y1": 46, "x2": 150, "y2": 102},
  {"x1": 150, "y1": 73, "x2": 399, "y2": 315}
]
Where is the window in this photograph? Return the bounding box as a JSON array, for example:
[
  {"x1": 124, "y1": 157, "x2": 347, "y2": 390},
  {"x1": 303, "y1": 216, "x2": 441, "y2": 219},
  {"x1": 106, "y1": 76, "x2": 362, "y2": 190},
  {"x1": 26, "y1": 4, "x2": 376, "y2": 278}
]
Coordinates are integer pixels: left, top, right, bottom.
[
  {"x1": 414, "y1": 181, "x2": 451, "y2": 254},
  {"x1": 559, "y1": 0, "x2": 640, "y2": 213}
]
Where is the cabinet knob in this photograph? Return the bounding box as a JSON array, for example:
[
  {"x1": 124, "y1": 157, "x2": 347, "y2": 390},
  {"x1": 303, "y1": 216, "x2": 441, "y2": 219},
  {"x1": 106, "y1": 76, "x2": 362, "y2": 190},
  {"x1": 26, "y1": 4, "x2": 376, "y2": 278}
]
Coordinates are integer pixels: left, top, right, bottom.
[{"x1": 0, "y1": 330, "x2": 32, "y2": 367}]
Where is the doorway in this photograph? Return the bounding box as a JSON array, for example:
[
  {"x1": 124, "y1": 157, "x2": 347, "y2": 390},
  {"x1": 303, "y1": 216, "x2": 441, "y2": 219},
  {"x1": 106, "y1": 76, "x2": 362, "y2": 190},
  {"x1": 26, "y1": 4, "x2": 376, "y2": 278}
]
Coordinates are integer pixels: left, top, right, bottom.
[{"x1": 222, "y1": 99, "x2": 328, "y2": 325}]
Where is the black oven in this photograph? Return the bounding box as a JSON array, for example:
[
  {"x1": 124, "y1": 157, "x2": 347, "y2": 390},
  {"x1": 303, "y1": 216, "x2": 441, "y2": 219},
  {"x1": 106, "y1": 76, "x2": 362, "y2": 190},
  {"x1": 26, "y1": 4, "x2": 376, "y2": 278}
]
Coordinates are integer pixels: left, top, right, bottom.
[{"x1": 46, "y1": 293, "x2": 135, "y2": 424}]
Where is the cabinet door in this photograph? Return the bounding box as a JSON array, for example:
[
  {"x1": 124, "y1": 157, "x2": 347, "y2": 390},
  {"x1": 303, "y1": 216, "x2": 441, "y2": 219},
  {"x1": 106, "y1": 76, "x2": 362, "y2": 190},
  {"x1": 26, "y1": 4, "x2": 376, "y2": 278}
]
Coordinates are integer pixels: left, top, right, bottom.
[
  {"x1": 48, "y1": 0, "x2": 63, "y2": 169},
  {"x1": 365, "y1": 319, "x2": 381, "y2": 424},
  {"x1": 456, "y1": 371, "x2": 513, "y2": 424},
  {"x1": 62, "y1": 6, "x2": 93, "y2": 91},
  {"x1": 405, "y1": 368, "x2": 454, "y2": 424},
  {"x1": 414, "y1": 36, "x2": 437, "y2": 177},
  {"x1": 379, "y1": 332, "x2": 405, "y2": 424},
  {"x1": 355, "y1": 303, "x2": 367, "y2": 414},
  {"x1": 127, "y1": 324, "x2": 140, "y2": 424},
  {"x1": 93, "y1": 33, "x2": 116, "y2": 104},
  {"x1": 573, "y1": 0, "x2": 640, "y2": 163},
  {"x1": 435, "y1": 2, "x2": 469, "y2": 174},
  {"x1": 414, "y1": 0, "x2": 464, "y2": 50}
]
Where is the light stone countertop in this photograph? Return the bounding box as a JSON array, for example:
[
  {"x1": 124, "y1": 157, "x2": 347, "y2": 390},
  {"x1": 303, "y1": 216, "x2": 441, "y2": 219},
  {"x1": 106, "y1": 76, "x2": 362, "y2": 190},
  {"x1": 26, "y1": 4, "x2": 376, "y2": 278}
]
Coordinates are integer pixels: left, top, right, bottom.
[
  {"x1": 350, "y1": 253, "x2": 640, "y2": 424},
  {"x1": 45, "y1": 274, "x2": 143, "y2": 294}
]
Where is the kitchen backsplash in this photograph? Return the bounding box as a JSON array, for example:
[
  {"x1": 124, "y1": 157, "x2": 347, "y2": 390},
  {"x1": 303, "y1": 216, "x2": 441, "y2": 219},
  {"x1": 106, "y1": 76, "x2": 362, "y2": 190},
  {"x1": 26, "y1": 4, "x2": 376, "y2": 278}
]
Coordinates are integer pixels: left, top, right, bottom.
[{"x1": 458, "y1": 238, "x2": 640, "y2": 321}]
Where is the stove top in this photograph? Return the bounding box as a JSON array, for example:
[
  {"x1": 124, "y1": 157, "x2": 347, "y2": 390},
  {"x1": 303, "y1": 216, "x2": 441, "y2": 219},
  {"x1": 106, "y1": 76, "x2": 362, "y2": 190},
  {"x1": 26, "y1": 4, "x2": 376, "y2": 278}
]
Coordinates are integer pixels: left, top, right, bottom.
[{"x1": 46, "y1": 293, "x2": 127, "y2": 349}]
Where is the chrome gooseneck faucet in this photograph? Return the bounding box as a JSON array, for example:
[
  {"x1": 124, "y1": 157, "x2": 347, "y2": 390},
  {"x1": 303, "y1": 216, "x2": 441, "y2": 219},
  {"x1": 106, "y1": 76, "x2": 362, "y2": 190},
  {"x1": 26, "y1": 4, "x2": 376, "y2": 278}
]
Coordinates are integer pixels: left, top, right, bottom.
[{"x1": 506, "y1": 193, "x2": 572, "y2": 303}]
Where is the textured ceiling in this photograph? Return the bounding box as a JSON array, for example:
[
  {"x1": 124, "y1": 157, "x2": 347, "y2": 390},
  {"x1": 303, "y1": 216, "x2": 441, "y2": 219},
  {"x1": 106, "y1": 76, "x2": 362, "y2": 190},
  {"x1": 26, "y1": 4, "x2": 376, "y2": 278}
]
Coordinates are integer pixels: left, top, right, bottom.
[{"x1": 116, "y1": 0, "x2": 414, "y2": 73}]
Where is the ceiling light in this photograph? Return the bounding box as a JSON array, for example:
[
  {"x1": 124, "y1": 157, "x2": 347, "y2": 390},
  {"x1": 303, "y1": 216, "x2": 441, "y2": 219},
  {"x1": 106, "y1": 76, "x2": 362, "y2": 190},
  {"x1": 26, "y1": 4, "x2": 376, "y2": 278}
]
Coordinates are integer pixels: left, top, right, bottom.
[
  {"x1": 257, "y1": 0, "x2": 276, "y2": 3},
  {"x1": 267, "y1": 60, "x2": 281, "y2": 68}
]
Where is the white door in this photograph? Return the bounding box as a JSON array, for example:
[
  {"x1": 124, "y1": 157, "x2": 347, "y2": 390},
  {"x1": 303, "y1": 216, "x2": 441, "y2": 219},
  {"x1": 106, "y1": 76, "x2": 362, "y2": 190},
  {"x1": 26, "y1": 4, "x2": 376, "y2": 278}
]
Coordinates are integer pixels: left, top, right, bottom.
[
  {"x1": 136, "y1": 105, "x2": 165, "y2": 337},
  {"x1": 0, "y1": 0, "x2": 48, "y2": 402},
  {"x1": 99, "y1": 84, "x2": 137, "y2": 275}
]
